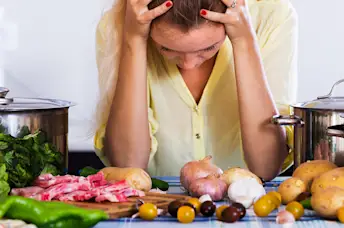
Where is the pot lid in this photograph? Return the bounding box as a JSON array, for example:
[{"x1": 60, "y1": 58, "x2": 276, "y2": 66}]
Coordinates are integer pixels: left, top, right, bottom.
[
  {"x1": 292, "y1": 98, "x2": 344, "y2": 111},
  {"x1": 292, "y1": 79, "x2": 344, "y2": 111},
  {"x1": 0, "y1": 87, "x2": 75, "y2": 112}
]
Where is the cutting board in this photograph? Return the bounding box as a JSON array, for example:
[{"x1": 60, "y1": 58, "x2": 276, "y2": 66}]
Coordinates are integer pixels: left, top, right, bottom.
[{"x1": 63, "y1": 192, "x2": 191, "y2": 219}]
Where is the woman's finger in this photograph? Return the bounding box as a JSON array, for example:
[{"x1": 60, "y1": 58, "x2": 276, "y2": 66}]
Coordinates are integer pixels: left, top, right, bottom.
[
  {"x1": 140, "y1": 1, "x2": 173, "y2": 22},
  {"x1": 200, "y1": 9, "x2": 240, "y2": 24}
]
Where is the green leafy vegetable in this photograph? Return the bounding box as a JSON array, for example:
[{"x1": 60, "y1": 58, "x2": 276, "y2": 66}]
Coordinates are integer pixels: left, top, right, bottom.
[
  {"x1": 78, "y1": 166, "x2": 99, "y2": 177},
  {"x1": 0, "y1": 164, "x2": 10, "y2": 201},
  {"x1": 0, "y1": 128, "x2": 63, "y2": 188}
]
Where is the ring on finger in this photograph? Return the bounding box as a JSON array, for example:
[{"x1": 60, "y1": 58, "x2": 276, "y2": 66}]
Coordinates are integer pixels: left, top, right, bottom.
[{"x1": 230, "y1": 0, "x2": 237, "y2": 8}]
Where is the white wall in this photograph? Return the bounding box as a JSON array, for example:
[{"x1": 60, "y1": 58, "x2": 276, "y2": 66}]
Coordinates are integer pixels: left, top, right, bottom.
[
  {"x1": 1, "y1": 0, "x2": 113, "y2": 151},
  {"x1": 291, "y1": 0, "x2": 344, "y2": 99},
  {"x1": 1, "y1": 0, "x2": 344, "y2": 151}
]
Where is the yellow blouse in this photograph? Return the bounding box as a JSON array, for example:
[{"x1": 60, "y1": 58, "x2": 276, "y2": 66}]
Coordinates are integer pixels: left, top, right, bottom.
[{"x1": 94, "y1": 0, "x2": 298, "y2": 176}]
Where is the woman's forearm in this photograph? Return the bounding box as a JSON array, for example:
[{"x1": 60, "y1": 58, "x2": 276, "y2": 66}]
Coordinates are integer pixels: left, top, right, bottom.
[
  {"x1": 104, "y1": 35, "x2": 151, "y2": 169},
  {"x1": 232, "y1": 38, "x2": 288, "y2": 181}
]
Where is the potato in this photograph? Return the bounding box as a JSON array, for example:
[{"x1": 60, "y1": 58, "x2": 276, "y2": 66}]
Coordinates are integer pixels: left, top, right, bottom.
[
  {"x1": 100, "y1": 167, "x2": 152, "y2": 191},
  {"x1": 311, "y1": 167, "x2": 344, "y2": 194},
  {"x1": 311, "y1": 187, "x2": 344, "y2": 219},
  {"x1": 220, "y1": 167, "x2": 263, "y2": 186},
  {"x1": 292, "y1": 160, "x2": 337, "y2": 191},
  {"x1": 277, "y1": 177, "x2": 306, "y2": 205}
]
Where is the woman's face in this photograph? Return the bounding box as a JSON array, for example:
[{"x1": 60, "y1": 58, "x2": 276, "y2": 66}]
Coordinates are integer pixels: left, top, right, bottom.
[{"x1": 150, "y1": 21, "x2": 226, "y2": 70}]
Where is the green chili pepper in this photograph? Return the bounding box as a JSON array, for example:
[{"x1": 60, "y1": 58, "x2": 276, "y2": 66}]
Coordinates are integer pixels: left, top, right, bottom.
[
  {"x1": 0, "y1": 196, "x2": 109, "y2": 227},
  {"x1": 300, "y1": 197, "x2": 312, "y2": 210},
  {"x1": 78, "y1": 166, "x2": 99, "y2": 177},
  {"x1": 151, "y1": 177, "x2": 169, "y2": 191},
  {"x1": 0, "y1": 196, "x2": 47, "y2": 225},
  {"x1": 41, "y1": 218, "x2": 88, "y2": 228}
]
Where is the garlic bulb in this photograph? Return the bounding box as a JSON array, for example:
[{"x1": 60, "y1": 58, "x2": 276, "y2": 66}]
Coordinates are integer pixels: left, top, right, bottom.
[
  {"x1": 227, "y1": 177, "x2": 266, "y2": 208},
  {"x1": 199, "y1": 194, "x2": 212, "y2": 203}
]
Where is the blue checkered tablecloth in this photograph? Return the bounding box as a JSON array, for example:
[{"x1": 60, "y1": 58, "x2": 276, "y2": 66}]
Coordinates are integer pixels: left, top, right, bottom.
[{"x1": 94, "y1": 176, "x2": 344, "y2": 227}]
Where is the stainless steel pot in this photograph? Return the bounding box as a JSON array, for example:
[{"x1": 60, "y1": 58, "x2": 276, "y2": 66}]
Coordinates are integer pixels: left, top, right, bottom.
[
  {"x1": 0, "y1": 87, "x2": 75, "y2": 172},
  {"x1": 272, "y1": 79, "x2": 344, "y2": 169}
]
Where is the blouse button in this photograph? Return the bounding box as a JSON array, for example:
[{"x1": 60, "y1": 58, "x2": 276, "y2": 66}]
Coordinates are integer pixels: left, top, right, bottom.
[{"x1": 195, "y1": 133, "x2": 200, "y2": 139}]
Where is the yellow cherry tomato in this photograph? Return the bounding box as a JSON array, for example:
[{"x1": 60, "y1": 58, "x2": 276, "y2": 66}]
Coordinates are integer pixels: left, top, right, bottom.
[
  {"x1": 263, "y1": 193, "x2": 281, "y2": 209},
  {"x1": 177, "y1": 206, "x2": 195, "y2": 223},
  {"x1": 286, "y1": 201, "x2": 304, "y2": 220},
  {"x1": 253, "y1": 197, "x2": 275, "y2": 217},
  {"x1": 139, "y1": 203, "x2": 158, "y2": 220},
  {"x1": 337, "y1": 207, "x2": 344, "y2": 223},
  {"x1": 188, "y1": 198, "x2": 201, "y2": 214},
  {"x1": 216, "y1": 205, "x2": 229, "y2": 220},
  {"x1": 267, "y1": 191, "x2": 282, "y2": 206}
]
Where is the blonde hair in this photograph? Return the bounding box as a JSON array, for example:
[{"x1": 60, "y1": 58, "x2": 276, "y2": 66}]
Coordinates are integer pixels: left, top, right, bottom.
[
  {"x1": 94, "y1": 0, "x2": 126, "y2": 133},
  {"x1": 148, "y1": 0, "x2": 226, "y2": 31}
]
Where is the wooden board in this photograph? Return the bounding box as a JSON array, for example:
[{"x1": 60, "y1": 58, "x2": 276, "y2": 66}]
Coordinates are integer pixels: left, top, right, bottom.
[{"x1": 63, "y1": 192, "x2": 191, "y2": 219}]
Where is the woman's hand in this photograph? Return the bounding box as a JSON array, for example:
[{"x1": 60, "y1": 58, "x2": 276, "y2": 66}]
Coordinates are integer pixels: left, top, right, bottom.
[
  {"x1": 200, "y1": 0, "x2": 255, "y2": 45},
  {"x1": 125, "y1": 0, "x2": 173, "y2": 40}
]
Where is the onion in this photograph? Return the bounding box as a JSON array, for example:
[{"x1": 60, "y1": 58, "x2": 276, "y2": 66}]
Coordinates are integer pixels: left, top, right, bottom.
[
  {"x1": 276, "y1": 210, "x2": 295, "y2": 225},
  {"x1": 188, "y1": 174, "x2": 227, "y2": 201},
  {"x1": 180, "y1": 155, "x2": 223, "y2": 190}
]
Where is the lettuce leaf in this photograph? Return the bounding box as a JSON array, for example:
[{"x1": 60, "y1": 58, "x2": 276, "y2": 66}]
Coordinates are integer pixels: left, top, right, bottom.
[
  {"x1": 0, "y1": 128, "x2": 63, "y2": 188},
  {"x1": 0, "y1": 164, "x2": 10, "y2": 201}
]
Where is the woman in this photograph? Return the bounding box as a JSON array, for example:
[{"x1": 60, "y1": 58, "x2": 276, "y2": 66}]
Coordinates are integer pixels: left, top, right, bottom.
[{"x1": 94, "y1": 0, "x2": 298, "y2": 180}]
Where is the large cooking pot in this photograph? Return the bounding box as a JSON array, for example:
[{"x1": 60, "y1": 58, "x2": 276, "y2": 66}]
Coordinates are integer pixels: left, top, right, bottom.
[
  {"x1": 272, "y1": 79, "x2": 344, "y2": 169},
  {"x1": 0, "y1": 87, "x2": 75, "y2": 172}
]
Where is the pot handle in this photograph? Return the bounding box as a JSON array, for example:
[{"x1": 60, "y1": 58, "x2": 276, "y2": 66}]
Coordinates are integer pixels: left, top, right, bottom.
[
  {"x1": 317, "y1": 79, "x2": 344, "y2": 99},
  {"x1": 328, "y1": 125, "x2": 344, "y2": 138},
  {"x1": 271, "y1": 114, "x2": 305, "y2": 126},
  {"x1": 0, "y1": 87, "x2": 9, "y2": 98},
  {"x1": 0, "y1": 87, "x2": 14, "y2": 105}
]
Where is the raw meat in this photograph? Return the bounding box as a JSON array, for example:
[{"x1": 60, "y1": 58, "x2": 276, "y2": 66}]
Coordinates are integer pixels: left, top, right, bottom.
[
  {"x1": 95, "y1": 193, "x2": 128, "y2": 203},
  {"x1": 34, "y1": 174, "x2": 82, "y2": 188},
  {"x1": 33, "y1": 182, "x2": 92, "y2": 201},
  {"x1": 10, "y1": 186, "x2": 44, "y2": 198},
  {"x1": 10, "y1": 171, "x2": 145, "y2": 203},
  {"x1": 56, "y1": 190, "x2": 97, "y2": 202}
]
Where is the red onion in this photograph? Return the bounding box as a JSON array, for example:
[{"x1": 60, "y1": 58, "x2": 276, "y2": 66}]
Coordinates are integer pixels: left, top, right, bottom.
[
  {"x1": 180, "y1": 155, "x2": 223, "y2": 190},
  {"x1": 188, "y1": 174, "x2": 228, "y2": 201}
]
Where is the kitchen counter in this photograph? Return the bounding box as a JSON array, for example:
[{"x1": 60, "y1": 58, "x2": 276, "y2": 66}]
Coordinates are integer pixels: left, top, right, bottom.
[{"x1": 93, "y1": 176, "x2": 343, "y2": 228}]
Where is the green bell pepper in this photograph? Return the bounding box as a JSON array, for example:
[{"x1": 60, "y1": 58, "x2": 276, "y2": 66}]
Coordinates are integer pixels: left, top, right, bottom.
[{"x1": 0, "y1": 196, "x2": 109, "y2": 227}]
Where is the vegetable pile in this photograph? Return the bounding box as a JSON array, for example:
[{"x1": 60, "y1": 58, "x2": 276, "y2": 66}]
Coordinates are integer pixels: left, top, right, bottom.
[
  {"x1": 268, "y1": 159, "x2": 344, "y2": 224},
  {"x1": 180, "y1": 155, "x2": 264, "y2": 204},
  {"x1": 137, "y1": 195, "x2": 248, "y2": 224},
  {"x1": 0, "y1": 128, "x2": 63, "y2": 192}
]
